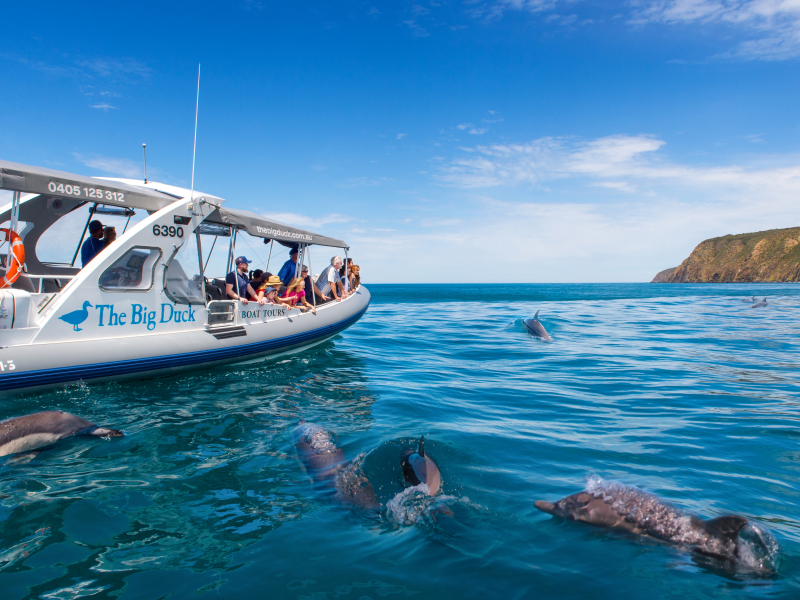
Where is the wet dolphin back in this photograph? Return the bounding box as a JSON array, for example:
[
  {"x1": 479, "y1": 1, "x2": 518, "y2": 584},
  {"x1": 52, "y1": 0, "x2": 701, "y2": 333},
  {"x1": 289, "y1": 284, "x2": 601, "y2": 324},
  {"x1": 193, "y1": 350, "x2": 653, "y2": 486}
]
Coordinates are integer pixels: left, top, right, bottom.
[
  {"x1": 524, "y1": 312, "x2": 553, "y2": 341},
  {"x1": 293, "y1": 423, "x2": 346, "y2": 483},
  {"x1": 0, "y1": 411, "x2": 96, "y2": 456},
  {"x1": 401, "y1": 437, "x2": 442, "y2": 495}
]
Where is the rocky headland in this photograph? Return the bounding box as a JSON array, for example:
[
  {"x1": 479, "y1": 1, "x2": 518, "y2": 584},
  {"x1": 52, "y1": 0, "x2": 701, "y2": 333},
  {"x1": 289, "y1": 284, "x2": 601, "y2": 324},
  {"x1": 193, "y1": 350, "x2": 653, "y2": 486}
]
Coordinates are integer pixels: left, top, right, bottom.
[{"x1": 652, "y1": 227, "x2": 800, "y2": 283}]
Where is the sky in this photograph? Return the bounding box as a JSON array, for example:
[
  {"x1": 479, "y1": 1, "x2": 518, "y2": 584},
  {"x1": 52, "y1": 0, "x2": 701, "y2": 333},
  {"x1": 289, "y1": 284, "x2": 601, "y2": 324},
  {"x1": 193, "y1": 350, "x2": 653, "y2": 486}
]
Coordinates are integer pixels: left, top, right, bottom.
[{"x1": 1, "y1": 0, "x2": 799, "y2": 283}]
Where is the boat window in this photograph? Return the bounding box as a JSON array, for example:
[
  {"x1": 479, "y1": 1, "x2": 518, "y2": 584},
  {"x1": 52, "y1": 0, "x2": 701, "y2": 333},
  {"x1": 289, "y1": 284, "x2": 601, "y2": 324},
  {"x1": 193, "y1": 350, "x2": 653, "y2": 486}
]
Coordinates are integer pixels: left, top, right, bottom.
[
  {"x1": 99, "y1": 247, "x2": 161, "y2": 291},
  {"x1": 163, "y1": 232, "x2": 205, "y2": 305}
]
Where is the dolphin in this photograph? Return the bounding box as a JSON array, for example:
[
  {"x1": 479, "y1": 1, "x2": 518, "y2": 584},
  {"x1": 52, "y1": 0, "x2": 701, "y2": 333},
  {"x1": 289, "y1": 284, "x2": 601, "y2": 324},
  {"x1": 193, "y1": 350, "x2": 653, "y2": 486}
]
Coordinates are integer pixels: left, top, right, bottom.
[
  {"x1": 0, "y1": 410, "x2": 123, "y2": 457},
  {"x1": 401, "y1": 436, "x2": 442, "y2": 495},
  {"x1": 535, "y1": 480, "x2": 777, "y2": 572},
  {"x1": 751, "y1": 297, "x2": 768, "y2": 308},
  {"x1": 294, "y1": 422, "x2": 378, "y2": 510},
  {"x1": 524, "y1": 311, "x2": 553, "y2": 342}
]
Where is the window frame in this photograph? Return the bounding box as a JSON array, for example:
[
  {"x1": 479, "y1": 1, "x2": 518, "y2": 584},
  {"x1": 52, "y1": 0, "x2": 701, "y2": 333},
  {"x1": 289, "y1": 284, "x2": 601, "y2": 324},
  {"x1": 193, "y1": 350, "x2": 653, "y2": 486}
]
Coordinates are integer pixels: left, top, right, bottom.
[{"x1": 98, "y1": 245, "x2": 163, "y2": 293}]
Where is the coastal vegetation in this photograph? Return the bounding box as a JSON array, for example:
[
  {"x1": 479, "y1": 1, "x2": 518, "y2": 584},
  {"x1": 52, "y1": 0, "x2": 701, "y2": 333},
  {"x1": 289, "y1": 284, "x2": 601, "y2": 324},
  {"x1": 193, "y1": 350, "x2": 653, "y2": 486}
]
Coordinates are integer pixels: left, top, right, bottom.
[{"x1": 652, "y1": 227, "x2": 800, "y2": 283}]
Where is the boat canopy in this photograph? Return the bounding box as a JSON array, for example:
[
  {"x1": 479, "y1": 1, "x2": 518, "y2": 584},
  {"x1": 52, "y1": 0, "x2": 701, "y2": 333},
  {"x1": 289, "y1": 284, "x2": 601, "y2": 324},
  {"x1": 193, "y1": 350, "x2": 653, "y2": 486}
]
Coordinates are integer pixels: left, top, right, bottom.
[
  {"x1": 206, "y1": 207, "x2": 348, "y2": 249},
  {"x1": 0, "y1": 160, "x2": 177, "y2": 211}
]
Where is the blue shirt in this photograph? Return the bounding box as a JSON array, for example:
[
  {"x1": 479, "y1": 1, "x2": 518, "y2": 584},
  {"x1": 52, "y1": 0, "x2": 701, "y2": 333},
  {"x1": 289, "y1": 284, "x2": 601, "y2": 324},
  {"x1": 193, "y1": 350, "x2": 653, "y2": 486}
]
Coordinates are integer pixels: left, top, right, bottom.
[
  {"x1": 81, "y1": 237, "x2": 105, "y2": 267},
  {"x1": 277, "y1": 259, "x2": 299, "y2": 286},
  {"x1": 226, "y1": 270, "x2": 251, "y2": 298}
]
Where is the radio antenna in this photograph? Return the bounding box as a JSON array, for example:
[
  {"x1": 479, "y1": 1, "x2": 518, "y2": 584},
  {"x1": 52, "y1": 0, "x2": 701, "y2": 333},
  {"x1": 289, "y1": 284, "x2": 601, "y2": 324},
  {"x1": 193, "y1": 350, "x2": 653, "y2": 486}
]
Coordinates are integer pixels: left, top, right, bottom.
[
  {"x1": 189, "y1": 63, "x2": 201, "y2": 202},
  {"x1": 142, "y1": 143, "x2": 148, "y2": 183}
]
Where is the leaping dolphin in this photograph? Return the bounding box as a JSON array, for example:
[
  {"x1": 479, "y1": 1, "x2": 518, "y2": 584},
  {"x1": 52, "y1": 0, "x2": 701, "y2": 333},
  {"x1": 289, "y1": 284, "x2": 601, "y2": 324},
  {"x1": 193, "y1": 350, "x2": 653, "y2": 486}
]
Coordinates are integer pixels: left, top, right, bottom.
[
  {"x1": 401, "y1": 436, "x2": 442, "y2": 495},
  {"x1": 524, "y1": 311, "x2": 553, "y2": 342},
  {"x1": 294, "y1": 422, "x2": 379, "y2": 510},
  {"x1": 0, "y1": 411, "x2": 123, "y2": 457},
  {"x1": 535, "y1": 480, "x2": 777, "y2": 573}
]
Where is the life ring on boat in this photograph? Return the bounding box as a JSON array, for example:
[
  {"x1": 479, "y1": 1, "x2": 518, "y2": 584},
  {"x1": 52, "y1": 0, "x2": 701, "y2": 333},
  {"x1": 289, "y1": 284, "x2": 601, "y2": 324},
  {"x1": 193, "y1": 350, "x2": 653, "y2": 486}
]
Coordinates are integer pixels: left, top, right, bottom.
[{"x1": 0, "y1": 229, "x2": 26, "y2": 289}]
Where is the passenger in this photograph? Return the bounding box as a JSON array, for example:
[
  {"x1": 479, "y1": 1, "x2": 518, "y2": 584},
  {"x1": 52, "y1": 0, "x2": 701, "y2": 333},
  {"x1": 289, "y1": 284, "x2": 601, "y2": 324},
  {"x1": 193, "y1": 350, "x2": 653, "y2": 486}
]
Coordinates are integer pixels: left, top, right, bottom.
[
  {"x1": 249, "y1": 269, "x2": 266, "y2": 292},
  {"x1": 103, "y1": 225, "x2": 117, "y2": 248},
  {"x1": 300, "y1": 265, "x2": 328, "y2": 304},
  {"x1": 316, "y1": 256, "x2": 345, "y2": 302},
  {"x1": 349, "y1": 264, "x2": 361, "y2": 290},
  {"x1": 80, "y1": 219, "x2": 106, "y2": 267},
  {"x1": 277, "y1": 247, "x2": 300, "y2": 287},
  {"x1": 260, "y1": 275, "x2": 295, "y2": 309},
  {"x1": 226, "y1": 256, "x2": 265, "y2": 304},
  {"x1": 339, "y1": 259, "x2": 351, "y2": 293},
  {"x1": 283, "y1": 277, "x2": 315, "y2": 312},
  {"x1": 256, "y1": 275, "x2": 284, "y2": 301}
]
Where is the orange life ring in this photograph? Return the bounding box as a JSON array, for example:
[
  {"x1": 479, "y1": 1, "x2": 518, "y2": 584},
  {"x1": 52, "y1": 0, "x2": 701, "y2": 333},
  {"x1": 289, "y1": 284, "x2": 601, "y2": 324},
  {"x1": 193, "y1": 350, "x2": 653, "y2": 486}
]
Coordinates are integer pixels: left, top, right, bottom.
[{"x1": 0, "y1": 229, "x2": 26, "y2": 289}]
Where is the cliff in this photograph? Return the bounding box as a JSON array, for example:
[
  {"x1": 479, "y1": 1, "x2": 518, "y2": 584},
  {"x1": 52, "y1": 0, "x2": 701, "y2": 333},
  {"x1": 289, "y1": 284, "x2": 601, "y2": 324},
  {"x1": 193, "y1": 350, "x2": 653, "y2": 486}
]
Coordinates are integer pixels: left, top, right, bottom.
[{"x1": 652, "y1": 227, "x2": 800, "y2": 283}]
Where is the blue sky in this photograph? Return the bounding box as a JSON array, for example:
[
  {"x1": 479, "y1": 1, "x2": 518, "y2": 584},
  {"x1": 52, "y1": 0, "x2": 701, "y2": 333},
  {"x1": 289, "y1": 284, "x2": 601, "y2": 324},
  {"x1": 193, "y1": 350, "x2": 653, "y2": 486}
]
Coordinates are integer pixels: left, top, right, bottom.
[{"x1": 2, "y1": 1, "x2": 799, "y2": 282}]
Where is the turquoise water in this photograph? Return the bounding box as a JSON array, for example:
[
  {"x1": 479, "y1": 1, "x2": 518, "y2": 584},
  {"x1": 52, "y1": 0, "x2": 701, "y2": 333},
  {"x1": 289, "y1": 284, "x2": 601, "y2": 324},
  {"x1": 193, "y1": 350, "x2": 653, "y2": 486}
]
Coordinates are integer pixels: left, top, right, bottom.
[{"x1": 1, "y1": 283, "x2": 800, "y2": 599}]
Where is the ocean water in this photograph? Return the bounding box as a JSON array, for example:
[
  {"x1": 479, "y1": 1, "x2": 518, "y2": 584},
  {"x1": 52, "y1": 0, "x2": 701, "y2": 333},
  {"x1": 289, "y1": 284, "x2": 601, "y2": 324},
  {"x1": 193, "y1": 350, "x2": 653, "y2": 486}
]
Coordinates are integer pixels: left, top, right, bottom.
[{"x1": 1, "y1": 283, "x2": 800, "y2": 599}]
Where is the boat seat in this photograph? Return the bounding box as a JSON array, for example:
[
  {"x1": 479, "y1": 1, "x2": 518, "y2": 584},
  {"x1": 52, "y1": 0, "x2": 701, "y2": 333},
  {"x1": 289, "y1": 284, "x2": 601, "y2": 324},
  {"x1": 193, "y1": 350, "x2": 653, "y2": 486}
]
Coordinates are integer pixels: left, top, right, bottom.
[{"x1": 11, "y1": 274, "x2": 36, "y2": 292}]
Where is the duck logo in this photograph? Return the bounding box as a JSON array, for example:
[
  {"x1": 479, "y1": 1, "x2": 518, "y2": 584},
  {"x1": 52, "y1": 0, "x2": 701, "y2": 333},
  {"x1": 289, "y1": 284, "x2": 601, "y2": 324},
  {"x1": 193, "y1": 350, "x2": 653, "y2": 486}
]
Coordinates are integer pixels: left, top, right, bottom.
[{"x1": 59, "y1": 301, "x2": 93, "y2": 332}]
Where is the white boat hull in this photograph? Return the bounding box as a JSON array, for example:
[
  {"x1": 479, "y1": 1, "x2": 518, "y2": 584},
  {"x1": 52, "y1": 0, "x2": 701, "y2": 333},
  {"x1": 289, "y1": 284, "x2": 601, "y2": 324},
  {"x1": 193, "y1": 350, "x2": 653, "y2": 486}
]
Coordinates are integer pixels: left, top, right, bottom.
[{"x1": 0, "y1": 287, "x2": 370, "y2": 393}]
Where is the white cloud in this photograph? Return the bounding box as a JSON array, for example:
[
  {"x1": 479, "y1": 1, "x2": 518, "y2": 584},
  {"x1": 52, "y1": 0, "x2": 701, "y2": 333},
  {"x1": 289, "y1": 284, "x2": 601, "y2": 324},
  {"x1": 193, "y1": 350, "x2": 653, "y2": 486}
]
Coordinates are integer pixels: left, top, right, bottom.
[
  {"x1": 339, "y1": 176, "x2": 393, "y2": 188},
  {"x1": 76, "y1": 58, "x2": 151, "y2": 80},
  {"x1": 457, "y1": 122, "x2": 489, "y2": 135},
  {"x1": 263, "y1": 212, "x2": 353, "y2": 229},
  {"x1": 90, "y1": 103, "x2": 117, "y2": 111},
  {"x1": 73, "y1": 153, "x2": 142, "y2": 178},
  {"x1": 464, "y1": 1, "x2": 800, "y2": 60},
  {"x1": 438, "y1": 133, "x2": 800, "y2": 195},
  {"x1": 336, "y1": 132, "x2": 800, "y2": 282},
  {"x1": 396, "y1": 132, "x2": 408, "y2": 140},
  {"x1": 631, "y1": 0, "x2": 800, "y2": 60}
]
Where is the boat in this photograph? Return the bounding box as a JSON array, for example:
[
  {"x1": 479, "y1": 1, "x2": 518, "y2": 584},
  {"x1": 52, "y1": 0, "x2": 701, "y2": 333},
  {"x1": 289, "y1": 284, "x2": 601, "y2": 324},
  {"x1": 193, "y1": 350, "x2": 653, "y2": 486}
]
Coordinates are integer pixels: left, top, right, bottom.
[{"x1": 0, "y1": 160, "x2": 370, "y2": 393}]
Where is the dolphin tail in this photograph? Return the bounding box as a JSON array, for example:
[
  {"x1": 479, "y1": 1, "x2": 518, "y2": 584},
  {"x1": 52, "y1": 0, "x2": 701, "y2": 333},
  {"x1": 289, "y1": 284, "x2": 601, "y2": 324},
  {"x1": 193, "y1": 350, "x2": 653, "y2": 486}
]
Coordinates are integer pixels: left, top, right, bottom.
[
  {"x1": 418, "y1": 435, "x2": 425, "y2": 457},
  {"x1": 535, "y1": 500, "x2": 557, "y2": 514},
  {"x1": 534, "y1": 310, "x2": 540, "y2": 320},
  {"x1": 704, "y1": 516, "x2": 747, "y2": 542}
]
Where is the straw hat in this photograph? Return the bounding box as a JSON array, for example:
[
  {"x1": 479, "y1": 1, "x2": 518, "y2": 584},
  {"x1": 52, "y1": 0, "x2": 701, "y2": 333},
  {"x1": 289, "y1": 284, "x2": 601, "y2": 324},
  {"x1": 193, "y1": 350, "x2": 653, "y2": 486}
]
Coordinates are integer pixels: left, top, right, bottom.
[
  {"x1": 287, "y1": 277, "x2": 304, "y2": 291},
  {"x1": 265, "y1": 275, "x2": 282, "y2": 287}
]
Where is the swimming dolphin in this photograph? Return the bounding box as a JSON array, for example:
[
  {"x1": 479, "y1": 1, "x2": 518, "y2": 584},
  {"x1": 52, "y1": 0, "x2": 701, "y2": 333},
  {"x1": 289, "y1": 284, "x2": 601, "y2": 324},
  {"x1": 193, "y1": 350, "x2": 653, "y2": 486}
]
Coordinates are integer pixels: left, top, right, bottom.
[
  {"x1": 294, "y1": 422, "x2": 378, "y2": 510},
  {"x1": 524, "y1": 311, "x2": 553, "y2": 342},
  {"x1": 401, "y1": 436, "x2": 442, "y2": 495},
  {"x1": 0, "y1": 410, "x2": 123, "y2": 457},
  {"x1": 294, "y1": 422, "x2": 346, "y2": 484},
  {"x1": 535, "y1": 480, "x2": 776, "y2": 572},
  {"x1": 751, "y1": 297, "x2": 768, "y2": 308}
]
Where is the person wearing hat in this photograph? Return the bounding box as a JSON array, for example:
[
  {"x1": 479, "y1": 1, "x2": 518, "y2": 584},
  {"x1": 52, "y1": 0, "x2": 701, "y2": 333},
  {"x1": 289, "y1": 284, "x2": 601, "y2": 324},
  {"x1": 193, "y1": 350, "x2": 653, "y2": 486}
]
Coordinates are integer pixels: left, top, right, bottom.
[
  {"x1": 226, "y1": 256, "x2": 265, "y2": 304},
  {"x1": 277, "y1": 247, "x2": 300, "y2": 287},
  {"x1": 256, "y1": 274, "x2": 289, "y2": 304},
  {"x1": 80, "y1": 219, "x2": 106, "y2": 267}
]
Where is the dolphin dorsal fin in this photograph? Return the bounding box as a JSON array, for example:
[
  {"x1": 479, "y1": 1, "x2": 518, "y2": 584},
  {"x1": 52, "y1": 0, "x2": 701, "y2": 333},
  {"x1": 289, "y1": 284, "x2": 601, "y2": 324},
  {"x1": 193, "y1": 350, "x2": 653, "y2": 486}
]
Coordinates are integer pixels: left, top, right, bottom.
[
  {"x1": 418, "y1": 435, "x2": 425, "y2": 457},
  {"x1": 534, "y1": 310, "x2": 540, "y2": 320},
  {"x1": 705, "y1": 516, "x2": 747, "y2": 541}
]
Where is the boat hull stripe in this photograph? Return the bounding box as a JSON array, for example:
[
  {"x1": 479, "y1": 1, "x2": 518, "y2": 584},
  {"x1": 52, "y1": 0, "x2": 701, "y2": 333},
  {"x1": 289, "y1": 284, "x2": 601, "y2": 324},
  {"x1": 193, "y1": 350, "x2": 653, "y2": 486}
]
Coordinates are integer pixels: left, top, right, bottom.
[{"x1": 0, "y1": 307, "x2": 367, "y2": 390}]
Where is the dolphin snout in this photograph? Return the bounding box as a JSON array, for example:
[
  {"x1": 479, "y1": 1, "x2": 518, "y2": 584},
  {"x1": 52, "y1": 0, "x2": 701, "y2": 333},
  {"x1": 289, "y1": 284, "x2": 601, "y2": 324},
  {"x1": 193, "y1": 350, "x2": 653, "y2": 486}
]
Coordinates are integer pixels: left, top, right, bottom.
[{"x1": 94, "y1": 427, "x2": 124, "y2": 438}]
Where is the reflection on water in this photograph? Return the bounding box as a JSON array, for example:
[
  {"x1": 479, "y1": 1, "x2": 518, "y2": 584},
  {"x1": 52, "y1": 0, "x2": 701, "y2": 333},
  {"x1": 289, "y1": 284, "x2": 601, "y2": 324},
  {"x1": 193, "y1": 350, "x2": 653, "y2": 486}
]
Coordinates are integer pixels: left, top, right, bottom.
[{"x1": 0, "y1": 343, "x2": 377, "y2": 596}]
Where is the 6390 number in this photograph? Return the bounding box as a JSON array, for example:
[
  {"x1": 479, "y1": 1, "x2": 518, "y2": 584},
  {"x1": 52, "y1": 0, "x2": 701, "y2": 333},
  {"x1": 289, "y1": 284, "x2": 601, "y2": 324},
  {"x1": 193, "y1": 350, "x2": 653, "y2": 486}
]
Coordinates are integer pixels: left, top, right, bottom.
[{"x1": 153, "y1": 225, "x2": 184, "y2": 238}]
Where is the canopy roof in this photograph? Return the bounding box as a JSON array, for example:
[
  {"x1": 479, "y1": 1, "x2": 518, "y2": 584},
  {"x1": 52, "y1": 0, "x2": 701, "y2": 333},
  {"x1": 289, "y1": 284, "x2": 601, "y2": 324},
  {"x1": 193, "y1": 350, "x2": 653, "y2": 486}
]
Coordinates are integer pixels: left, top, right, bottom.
[
  {"x1": 0, "y1": 160, "x2": 177, "y2": 211},
  {"x1": 206, "y1": 207, "x2": 348, "y2": 249}
]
